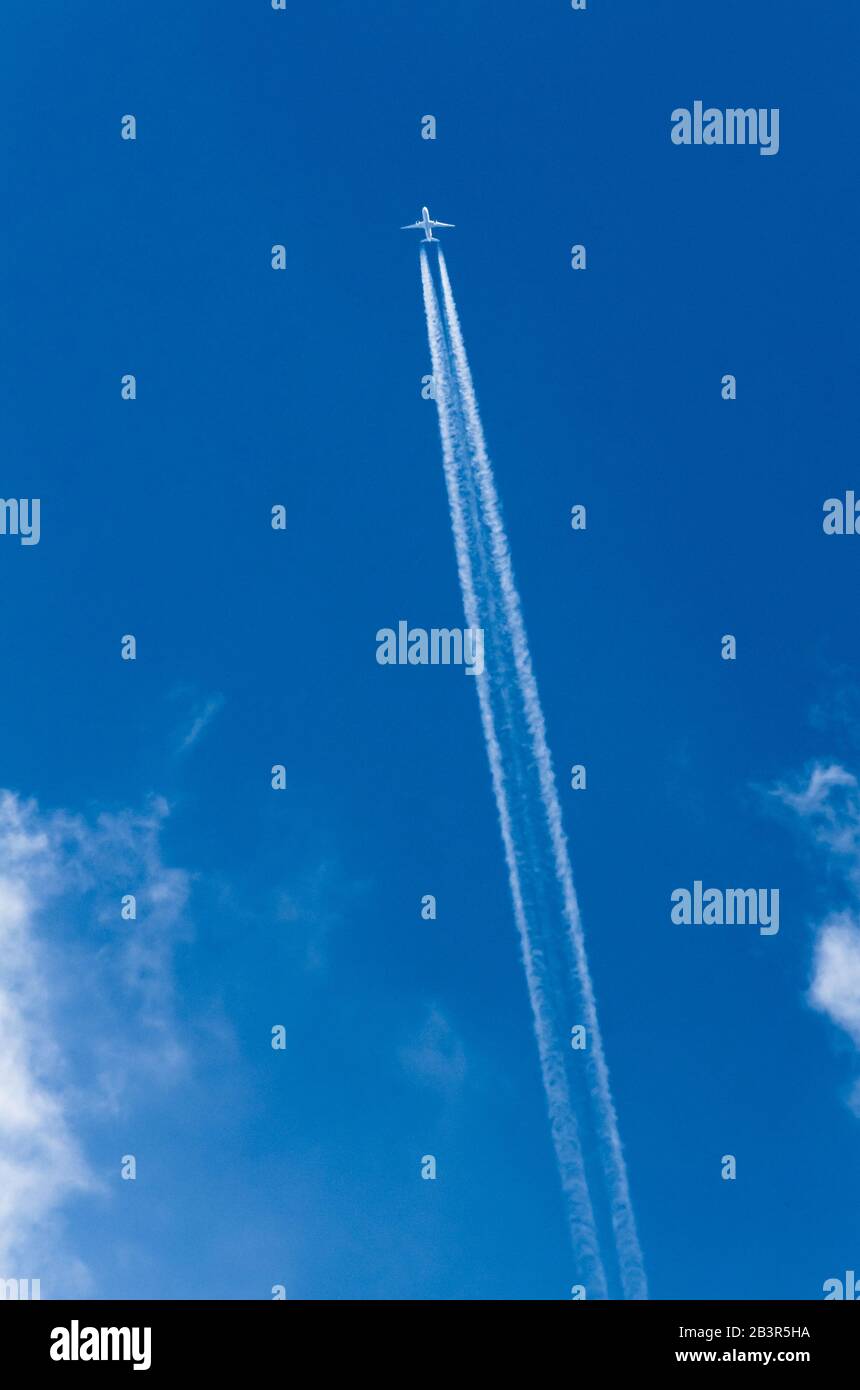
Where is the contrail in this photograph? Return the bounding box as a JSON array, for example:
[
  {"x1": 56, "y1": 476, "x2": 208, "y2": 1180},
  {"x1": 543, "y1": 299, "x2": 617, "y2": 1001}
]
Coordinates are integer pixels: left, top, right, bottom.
[
  {"x1": 419, "y1": 245, "x2": 647, "y2": 1298},
  {"x1": 436, "y1": 247, "x2": 647, "y2": 1299},
  {"x1": 420, "y1": 248, "x2": 608, "y2": 1295}
]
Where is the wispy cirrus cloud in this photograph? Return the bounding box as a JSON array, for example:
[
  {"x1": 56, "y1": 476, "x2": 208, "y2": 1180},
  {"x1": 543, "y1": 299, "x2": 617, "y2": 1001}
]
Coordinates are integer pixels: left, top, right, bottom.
[
  {"x1": 774, "y1": 763, "x2": 857, "y2": 820},
  {"x1": 178, "y1": 693, "x2": 224, "y2": 752}
]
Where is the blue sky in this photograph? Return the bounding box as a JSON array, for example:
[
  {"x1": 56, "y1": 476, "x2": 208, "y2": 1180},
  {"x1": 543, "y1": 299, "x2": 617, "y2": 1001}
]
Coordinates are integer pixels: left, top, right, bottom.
[{"x1": 1, "y1": 0, "x2": 858, "y2": 1299}]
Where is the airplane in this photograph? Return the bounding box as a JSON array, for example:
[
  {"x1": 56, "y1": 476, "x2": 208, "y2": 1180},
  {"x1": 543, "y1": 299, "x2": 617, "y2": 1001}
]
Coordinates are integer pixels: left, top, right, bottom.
[{"x1": 400, "y1": 206, "x2": 455, "y2": 243}]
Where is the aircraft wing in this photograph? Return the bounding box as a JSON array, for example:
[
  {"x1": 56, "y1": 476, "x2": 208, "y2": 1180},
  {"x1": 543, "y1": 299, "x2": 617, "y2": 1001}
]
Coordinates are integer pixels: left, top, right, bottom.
[
  {"x1": 401, "y1": 221, "x2": 423, "y2": 229},
  {"x1": 429, "y1": 220, "x2": 455, "y2": 227}
]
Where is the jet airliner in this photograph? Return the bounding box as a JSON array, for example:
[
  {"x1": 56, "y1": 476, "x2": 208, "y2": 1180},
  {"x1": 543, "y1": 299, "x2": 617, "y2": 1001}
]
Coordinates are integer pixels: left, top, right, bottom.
[{"x1": 401, "y1": 206, "x2": 455, "y2": 243}]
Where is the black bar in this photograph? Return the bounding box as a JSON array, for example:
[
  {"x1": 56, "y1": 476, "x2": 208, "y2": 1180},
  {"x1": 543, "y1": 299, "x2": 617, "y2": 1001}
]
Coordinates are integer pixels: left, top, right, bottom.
[{"x1": 1, "y1": 1298, "x2": 855, "y2": 1374}]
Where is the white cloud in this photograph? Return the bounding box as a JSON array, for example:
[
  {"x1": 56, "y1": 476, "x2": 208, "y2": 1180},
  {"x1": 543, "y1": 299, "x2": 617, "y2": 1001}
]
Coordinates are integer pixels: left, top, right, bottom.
[
  {"x1": 809, "y1": 914, "x2": 860, "y2": 1046},
  {"x1": 0, "y1": 789, "x2": 193, "y2": 1283},
  {"x1": 0, "y1": 869, "x2": 92, "y2": 1280},
  {"x1": 773, "y1": 763, "x2": 860, "y2": 1093}
]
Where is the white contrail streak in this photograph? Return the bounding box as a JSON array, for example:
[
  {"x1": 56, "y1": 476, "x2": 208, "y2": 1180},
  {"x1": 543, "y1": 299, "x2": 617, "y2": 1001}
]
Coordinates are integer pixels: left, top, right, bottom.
[
  {"x1": 420, "y1": 245, "x2": 647, "y2": 1298},
  {"x1": 436, "y1": 248, "x2": 646, "y2": 1298},
  {"x1": 420, "y1": 249, "x2": 609, "y2": 1296}
]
